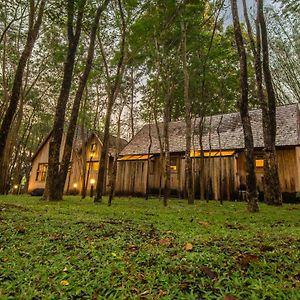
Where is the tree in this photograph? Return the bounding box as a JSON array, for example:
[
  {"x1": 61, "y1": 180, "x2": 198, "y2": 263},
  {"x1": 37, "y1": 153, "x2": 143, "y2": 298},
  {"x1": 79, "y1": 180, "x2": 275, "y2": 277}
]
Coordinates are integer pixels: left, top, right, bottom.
[
  {"x1": 230, "y1": 0, "x2": 259, "y2": 212},
  {"x1": 0, "y1": 0, "x2": 46, "y2": 194},
  {"x1": 44, "y1": 0, "x2": 86, "y2": 201},
  {"x1": 54, "y1": 0, "x2": 110, "y2": 201},
  {"x1": 94, "y1": 0, "x2": 127, "y2": 203},
  {"x1": 242, "y1": 0, "x2": 282, "y2": 206},
  {"x1": 257, "y1": 0, "x2": 282, "y2": 206},
  {"x1": 181, "y1": 20, "x2": 194, "y2": 204}
]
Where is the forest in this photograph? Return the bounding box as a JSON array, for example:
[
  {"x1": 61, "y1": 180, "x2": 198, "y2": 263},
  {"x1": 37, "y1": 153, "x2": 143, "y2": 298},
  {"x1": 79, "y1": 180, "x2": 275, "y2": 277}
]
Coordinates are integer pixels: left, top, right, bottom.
[
  {"x1": 1, "y1": 1, "x2": 300, "y2": 299},
  {"x1": 0, "y1": 0, "x2": 299, "y2": 211}
]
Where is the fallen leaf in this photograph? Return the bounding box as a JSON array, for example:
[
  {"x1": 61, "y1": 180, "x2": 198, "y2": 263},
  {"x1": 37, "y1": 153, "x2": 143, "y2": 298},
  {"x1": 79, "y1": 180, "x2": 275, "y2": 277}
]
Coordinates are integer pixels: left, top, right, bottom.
[
  {"x1": 159, "y1": 238, "x2": 172, "y2": 246},
  {"x1": 48, "y1": 234, "x2": 62, "y2": 241},
  {"x1": 236, "y1": 254, "x2": 259, "y2": 267},
  {"x1": 224, "y1": 294, "x2": 237, "y2": 300},
  {"x1": 63, "y1": 267, "x2": 68, "y2": 272},
  {"x1": 184, "y1": 243, "x2": 193, "y2": 251},
  {"x1": 179, "y1": 282, "x2": 189, "y2": 290},
  {"x1": 200, "y1": 266, "x2": 218, "y2": 280},
  {"x1": 60, "y1": 280, "x2": 69, "y2": 286},
  {"x1": 198, "y1": 221, "x2": 209, "y2": 226}
]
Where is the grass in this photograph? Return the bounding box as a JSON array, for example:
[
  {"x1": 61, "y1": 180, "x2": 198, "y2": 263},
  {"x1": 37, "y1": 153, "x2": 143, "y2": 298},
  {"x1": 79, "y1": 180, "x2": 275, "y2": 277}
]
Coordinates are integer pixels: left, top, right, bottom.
[{"x1": 0, "y1": 196, "x2": 299, "y2": 300}]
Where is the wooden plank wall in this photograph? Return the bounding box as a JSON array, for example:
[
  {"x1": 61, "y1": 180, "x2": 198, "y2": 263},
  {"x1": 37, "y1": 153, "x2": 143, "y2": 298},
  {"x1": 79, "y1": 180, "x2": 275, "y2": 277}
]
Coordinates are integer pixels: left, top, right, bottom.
[
  {"x1": 116, "y1": 160, "x2": 148, "y2": 195},
  {"x1": 237, "y1": 148, "x2": 299, "y2": 193},
  {"x1": 277, "y1": 148, "x2": 298, "y2": 193},
  {"x1": 116, "y1": 155, "x2": 237, "y2": 200},
  {"x1": 192, "y1": 156, "x2": 236, "y2": 200},
  {"x1": 115, "y1": 148, "x2": 300, "y2": 198}
]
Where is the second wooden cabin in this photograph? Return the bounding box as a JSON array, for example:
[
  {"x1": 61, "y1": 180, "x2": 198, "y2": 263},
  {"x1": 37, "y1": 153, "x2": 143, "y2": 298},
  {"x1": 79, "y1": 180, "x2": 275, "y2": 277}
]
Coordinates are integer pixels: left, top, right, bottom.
[{"x1": 115, "y1": 104, "x2": 300, "y2": 201}]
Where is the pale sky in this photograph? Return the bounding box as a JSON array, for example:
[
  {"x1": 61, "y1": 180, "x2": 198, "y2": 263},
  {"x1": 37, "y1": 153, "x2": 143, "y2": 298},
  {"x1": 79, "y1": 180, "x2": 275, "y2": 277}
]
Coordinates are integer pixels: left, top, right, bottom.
[{"x1": 224, "y1": 0, "x2": 278, "y2": 26}]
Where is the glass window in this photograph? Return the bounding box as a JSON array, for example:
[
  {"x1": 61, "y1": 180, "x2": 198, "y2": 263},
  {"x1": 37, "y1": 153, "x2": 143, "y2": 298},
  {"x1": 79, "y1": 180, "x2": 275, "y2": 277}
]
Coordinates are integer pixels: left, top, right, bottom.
[{"x1": 36, "y1": 163, "x2": 48, "y2": 182}]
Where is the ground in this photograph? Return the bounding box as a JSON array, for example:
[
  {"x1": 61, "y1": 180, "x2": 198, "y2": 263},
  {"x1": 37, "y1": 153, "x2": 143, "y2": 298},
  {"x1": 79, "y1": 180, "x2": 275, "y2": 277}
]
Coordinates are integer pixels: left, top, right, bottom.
[{"x1": 0, "y1": 196, "x2": 299, "y2": 299}]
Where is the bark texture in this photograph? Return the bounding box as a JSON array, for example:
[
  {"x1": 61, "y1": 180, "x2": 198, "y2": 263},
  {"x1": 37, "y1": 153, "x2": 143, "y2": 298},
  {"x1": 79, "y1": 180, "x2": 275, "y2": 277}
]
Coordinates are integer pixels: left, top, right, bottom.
[
  {"x1": 231, "y1": 0, "x2": 259, "y2": 212},
  {"x1": 44, "y1": 0, "x2": 86, "y2": 200},
  {"x1": 94, "y1": 0, "x2": 126, "y2": 203},
  {"x1": 257, "y1": 0, "x2": 282, "y2": 206},
  {"x1": 181, "y1": 21, "x2": 194, "y2": 204},
  {"x1": 0, "y1": 0, "x2": 46, "y2": 194},
  {"x1": 55, "y1": 0, "x2": 110, "y2": 200}
]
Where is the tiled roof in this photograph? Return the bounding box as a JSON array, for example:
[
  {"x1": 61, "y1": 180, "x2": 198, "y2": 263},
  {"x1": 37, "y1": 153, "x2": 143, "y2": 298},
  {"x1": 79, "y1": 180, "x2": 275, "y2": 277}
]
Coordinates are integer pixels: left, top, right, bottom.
[{"x1": 120, "y1": 104, "x2": 300, "y2": 155}]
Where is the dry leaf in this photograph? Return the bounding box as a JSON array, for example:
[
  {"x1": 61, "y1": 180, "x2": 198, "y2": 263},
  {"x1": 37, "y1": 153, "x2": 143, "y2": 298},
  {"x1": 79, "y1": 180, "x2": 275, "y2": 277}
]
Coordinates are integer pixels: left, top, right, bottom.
[
  {"x1": 200, "y1": 266, "x2": 218, "y2": 280},
  {"x1": 159, "y1": 238, "x2": 172, "y2": 246},
  {"x1": 184, "y1": 243, "x2": 193, "y2": 251},
  {"x1": 236, "y1": 254, "x2": 259, "y2": 267},
  {"x1": 198, "y1": 221, "x2": 209, "y2": 226},
  {"x1": 60, "y1": 280, "x2": 69, "y2": 286}
]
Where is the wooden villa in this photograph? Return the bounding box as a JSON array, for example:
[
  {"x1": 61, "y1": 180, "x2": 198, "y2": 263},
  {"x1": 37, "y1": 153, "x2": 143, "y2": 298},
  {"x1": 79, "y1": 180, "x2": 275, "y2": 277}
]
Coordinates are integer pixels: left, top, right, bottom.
[
  {"x1": 115, "y1": 104, "x2": 300, "y2": 202},
  {"x1": 28, "y1": 128, "x2": 127, "y2": 195}
]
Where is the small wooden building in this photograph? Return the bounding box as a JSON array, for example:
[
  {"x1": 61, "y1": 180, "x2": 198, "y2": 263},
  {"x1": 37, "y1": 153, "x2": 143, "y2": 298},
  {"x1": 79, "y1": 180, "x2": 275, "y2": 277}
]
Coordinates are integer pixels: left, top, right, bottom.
[
  {"x1": 28, "y1": 128, "x2": 127, "y2": 195},
  {"x1": 115, "y1": 104, "x2": 300, "y2": 202}
]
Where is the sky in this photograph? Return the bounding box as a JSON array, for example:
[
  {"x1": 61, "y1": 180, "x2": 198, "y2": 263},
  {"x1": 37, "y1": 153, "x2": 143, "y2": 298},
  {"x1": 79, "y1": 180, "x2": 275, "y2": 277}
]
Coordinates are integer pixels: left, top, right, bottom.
[{"x1": 223, "y1": 0, "x2": 278, "y2": 26}]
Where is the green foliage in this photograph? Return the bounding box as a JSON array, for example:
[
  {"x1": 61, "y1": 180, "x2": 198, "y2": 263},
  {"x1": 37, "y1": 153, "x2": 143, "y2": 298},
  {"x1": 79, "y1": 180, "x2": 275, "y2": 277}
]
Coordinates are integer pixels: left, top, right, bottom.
[{"x1": 0, "y1": 196, "x2": 299, "y2": 299}]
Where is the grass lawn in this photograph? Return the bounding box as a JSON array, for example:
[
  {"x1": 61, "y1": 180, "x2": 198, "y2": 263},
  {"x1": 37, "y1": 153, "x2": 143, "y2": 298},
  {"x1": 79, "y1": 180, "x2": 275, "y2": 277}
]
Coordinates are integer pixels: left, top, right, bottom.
[{"x1": 0, "y1": 196, "x2": 299, "y2": 299}]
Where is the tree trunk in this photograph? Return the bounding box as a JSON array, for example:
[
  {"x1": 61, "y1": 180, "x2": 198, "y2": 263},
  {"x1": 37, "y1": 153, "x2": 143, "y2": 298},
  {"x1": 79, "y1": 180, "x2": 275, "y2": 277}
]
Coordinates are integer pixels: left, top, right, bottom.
[
  {"x1": 181, "y1": 21, "x2": 194, "y2": 204},
  {"x1": 163, "y1": 90, "x2": 172, "y2": 207},
  {"x1": 231, "y1": 0, "x2": 259, "y2": 212},
  {"x1": 108, "y1": 102, "x2": 124, "y2": 206},
  {"x1": 94, "y1": 0, "x2": 126, "y2": 203},
  {"x1": 44, "y1": 0, "x2": 86, "y2": 201},
  {"x1": 55, "y1": 0, "x2": 110, "y2": 201},
  {"x1": 257, "y1": 0, "x2": 282, "y2": 206},
  {"x1": 0, "y1": 0, "x2": 45, "y2": 194},
  {"x1": 145, "y1": 110, "x2": 152, "y2": 201}
]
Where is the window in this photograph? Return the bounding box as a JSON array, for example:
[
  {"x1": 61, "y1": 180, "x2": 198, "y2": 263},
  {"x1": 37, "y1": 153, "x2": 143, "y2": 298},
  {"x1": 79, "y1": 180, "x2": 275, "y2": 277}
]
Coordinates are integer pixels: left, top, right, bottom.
[
  {"x1": 36, "y1": 163, "x2": 48, "y2": 182},
  {"x1": 170, "y1": 158, "x2": 177, "y2": 172},
  {"x1": 256, "y1": 159, "x2": 264, "y2": 168}
]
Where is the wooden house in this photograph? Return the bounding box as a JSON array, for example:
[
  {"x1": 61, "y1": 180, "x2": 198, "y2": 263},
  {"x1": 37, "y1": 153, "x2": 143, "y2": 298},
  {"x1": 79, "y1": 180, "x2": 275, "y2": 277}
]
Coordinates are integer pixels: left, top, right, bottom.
[
  {"x1": 115, "y1": 104, "x2": 300, "y2": 202},
  {"x1": 28, "y1": 128, "x2": 127, "y2": 195}
]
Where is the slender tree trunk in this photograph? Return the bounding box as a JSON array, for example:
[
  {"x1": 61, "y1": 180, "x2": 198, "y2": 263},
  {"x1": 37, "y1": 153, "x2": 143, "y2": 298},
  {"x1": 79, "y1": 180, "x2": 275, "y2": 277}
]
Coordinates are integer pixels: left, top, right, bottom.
[
  {"x1": 55, "y1": 0, "x2": 110, "y2": 200},
  {"x1": 94, "y1": 0, "x2": 126, "y2": 203},
  {"x1": 145, "y1": 110, "x2": 152, "y2": 200},
  {"x1": 257, "y1": 0, "x2": 282, "y2": 206},
  {"x1": 231, "y1": 0, "x2": 259, "y2": 212},
  {"x1": 130, "y1": 67, "x2": 135, "y2": 139},
  {"x1": 181, "y1": 21, "x2": 194, "y2": 204},
  {"x1": 94, "y1": 99, "x2": 113, "y2": 202},
  {"x1": 163, "y1": 89, "x2": 172, "y2": 207},
  {"x1": 44, "y1": 0, "x2": 86, "y2": 201},
  {"x1": 198, "y1": 118, "x2": 205, "y2": 201},
  {"x1": 0, "y1": 0, "x2": 45, "y2": 194},
  {"x1": 108, "y1": 102, "x2": 124, "y2": 206}
]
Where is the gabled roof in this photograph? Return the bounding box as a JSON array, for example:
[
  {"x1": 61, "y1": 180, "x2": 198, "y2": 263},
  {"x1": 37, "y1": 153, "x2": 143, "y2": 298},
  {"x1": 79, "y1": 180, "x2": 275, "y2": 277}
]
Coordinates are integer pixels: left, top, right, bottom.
[
  {"x1": 31, "y1": 126, "x2": 128, "y2": 161},
  {"x1": 120, "y1": 104, "x2": 300, "y2": 155}
]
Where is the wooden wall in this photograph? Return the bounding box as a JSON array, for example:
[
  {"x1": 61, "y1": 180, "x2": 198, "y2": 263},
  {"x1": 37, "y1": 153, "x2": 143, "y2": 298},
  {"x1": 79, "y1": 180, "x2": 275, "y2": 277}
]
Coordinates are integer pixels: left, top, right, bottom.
[
  {"x1": 116, "y1": 160, "x2": 148, "y2": 195},
  {"x1": 116, "y1": 154, "x2": 237, "y2": 200},
  {"x1": 115, "y1": 147, "x2": 300, "y2": 199}
]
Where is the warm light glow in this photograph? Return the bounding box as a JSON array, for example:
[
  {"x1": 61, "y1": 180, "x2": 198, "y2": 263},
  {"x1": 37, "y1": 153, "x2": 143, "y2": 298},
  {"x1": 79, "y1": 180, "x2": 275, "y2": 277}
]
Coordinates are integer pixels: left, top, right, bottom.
[
  {"x1": 73, "y1": 183, "x2": 78, "y2": 188},
  {"x1": 13, "y1": 185, "x2": 18, "y2": 189},
  {"x1": 90, "y1": 179, "x2": 96, "y2": 185}
]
